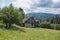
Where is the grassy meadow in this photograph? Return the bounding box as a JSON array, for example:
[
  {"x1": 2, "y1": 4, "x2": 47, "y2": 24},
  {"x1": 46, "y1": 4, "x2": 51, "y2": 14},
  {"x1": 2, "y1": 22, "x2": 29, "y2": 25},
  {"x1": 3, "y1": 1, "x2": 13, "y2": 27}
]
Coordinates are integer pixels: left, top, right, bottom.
[{"x1": 0, "y1": 25, "x2": 60, "y2": 40}]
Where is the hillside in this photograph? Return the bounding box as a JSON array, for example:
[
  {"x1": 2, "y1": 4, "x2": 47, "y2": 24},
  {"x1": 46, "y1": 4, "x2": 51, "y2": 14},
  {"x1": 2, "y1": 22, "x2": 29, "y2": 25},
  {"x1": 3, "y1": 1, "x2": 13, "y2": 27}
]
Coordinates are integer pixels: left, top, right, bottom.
[
  {"x1": 0, "y1": 25, "x2": 60, "y2": 40},
  {"x1": 27, "y1": 13, "x2": 60, "y2": 19}
]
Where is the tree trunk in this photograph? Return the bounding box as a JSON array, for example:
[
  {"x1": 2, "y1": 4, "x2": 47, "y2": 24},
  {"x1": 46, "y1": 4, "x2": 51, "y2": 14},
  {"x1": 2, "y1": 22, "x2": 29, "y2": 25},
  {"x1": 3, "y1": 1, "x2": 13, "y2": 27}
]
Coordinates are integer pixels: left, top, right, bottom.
[
  {"x1": 5, "y1": 22, "x2": 8, "y2": 28},
  {"x1": 9, "y1": 23, "x2": 11, "y2": 28}
]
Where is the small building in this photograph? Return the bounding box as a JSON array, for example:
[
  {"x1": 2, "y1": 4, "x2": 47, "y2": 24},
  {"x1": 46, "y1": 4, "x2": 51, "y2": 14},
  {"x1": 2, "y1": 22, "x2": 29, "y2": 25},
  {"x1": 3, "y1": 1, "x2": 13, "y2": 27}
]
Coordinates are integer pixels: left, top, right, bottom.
[{"x1": 22, "y1": 17, "x2": 37, "y2": 28}]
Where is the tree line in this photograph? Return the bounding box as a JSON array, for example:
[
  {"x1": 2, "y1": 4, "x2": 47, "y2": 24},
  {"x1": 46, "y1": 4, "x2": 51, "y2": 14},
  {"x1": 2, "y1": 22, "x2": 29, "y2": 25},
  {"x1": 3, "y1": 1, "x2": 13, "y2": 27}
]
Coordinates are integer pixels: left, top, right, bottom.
[{"x1": 36, "y1": 15, "x2": 60, "y2": 30}]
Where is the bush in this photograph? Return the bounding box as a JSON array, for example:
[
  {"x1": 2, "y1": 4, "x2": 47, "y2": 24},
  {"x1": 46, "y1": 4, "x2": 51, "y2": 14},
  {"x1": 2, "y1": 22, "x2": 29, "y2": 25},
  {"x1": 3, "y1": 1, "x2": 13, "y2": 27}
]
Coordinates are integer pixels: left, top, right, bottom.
[
  {"x1": 0, "y1": 20, "x2": 4, "y2": 28},
  {"x1": 51, "y1": 24, "x2": 60, "y2": 30},
  {"x1": 40, "y1": 22, "x2": 51, "y2": 29},
  {"x1": 40, "y1": 23, "x2": 60, "y2": 30}
]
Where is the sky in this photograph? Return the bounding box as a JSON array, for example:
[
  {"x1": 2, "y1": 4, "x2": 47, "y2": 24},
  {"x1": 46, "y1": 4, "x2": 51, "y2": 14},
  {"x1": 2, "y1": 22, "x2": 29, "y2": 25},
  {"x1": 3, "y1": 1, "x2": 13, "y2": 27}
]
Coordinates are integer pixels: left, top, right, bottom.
[{"x1": 0, "y1": 0, "x2": 60, "y2": 14}]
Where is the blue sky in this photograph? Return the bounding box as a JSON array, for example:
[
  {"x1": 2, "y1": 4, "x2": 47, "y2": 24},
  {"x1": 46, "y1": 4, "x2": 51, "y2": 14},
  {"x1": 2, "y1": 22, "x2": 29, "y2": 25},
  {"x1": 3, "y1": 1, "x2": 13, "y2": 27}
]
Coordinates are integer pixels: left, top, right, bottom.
[
  {"x1": 0, "y1": 0, "x2": 15, "y2": 7},
  {"x1": 0, "y1": 0, "x2": 60, "y2": 14}
]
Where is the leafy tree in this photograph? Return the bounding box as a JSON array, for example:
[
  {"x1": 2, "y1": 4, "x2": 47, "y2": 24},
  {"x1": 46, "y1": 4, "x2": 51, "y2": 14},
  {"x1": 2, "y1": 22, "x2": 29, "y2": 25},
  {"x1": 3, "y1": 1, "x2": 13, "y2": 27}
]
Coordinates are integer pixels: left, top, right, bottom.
[{"x1": 0, "y1": 3, "x2": 25, "y2": 29}]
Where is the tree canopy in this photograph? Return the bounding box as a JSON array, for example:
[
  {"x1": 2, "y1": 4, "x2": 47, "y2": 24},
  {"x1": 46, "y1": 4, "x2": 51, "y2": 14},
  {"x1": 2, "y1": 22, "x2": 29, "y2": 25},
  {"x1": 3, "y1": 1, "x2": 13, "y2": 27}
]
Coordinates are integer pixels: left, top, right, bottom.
[{"x1": 0, "y1": 3, "x2": 25, "y2": 28}]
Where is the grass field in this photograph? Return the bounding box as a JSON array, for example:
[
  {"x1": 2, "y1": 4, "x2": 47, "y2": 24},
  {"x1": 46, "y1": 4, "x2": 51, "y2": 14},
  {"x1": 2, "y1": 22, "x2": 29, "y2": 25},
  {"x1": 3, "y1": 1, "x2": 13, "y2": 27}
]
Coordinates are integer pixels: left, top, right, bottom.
[{"x1": 0, "y1": 25, "x2": 60, "y2": 40}]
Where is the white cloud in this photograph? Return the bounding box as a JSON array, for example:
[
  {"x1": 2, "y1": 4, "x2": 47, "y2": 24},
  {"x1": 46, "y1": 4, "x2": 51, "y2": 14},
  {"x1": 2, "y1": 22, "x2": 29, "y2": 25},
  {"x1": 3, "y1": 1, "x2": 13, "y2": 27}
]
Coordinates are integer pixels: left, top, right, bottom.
[
  {"x1": 52, "y1": 0, "x2": 60, "y2": 3},
  {"x1": 12, "y1": 0, "x2": 40, "y2": 8},
  {"x1": 11, "y1": 0, "x2": 60, "y2": 14},
  {"x1": 12, "y1": 0, "x2": 40, "y2": 13},
  {"x1": 1, "y1": 0, "x2": 60, "y2": 14},
  {"x1": 30, "y1": 7, "x2": 60, "y2": 14}
]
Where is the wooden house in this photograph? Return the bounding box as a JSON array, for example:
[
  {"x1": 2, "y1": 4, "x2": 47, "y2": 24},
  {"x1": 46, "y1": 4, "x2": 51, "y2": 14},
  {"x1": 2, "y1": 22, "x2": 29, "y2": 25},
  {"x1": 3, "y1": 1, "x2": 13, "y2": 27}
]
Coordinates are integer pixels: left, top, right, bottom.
[{"x1": 22, "y1": 17, "x2": 37, "y2": 28}]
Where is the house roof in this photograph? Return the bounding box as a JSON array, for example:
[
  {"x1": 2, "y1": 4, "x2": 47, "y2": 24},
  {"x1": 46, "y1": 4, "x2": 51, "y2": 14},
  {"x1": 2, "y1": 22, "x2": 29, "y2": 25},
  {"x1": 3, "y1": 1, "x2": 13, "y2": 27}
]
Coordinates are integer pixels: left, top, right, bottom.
[
  {"x1": 23, "y1": 16, "x2": 35, "y2": 23},
  {"x1": 23, "y1": 17, "x2": 30, "y2": 23}
]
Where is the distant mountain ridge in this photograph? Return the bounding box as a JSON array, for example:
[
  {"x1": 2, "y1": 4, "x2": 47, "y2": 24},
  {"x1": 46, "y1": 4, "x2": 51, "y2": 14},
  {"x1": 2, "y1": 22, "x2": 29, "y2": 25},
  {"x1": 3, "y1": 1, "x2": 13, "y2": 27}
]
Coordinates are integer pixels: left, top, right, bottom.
[{"x1": 27, "y1": 13, "x2": 60, "y2": 19}]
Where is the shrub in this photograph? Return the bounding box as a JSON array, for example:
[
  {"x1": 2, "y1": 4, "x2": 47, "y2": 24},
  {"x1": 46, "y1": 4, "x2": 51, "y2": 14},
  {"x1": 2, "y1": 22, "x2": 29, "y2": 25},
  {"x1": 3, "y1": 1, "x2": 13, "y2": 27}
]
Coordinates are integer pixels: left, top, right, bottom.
[
  {"x1": 40, "y1": 23, "x2": 60, "y2": 30},
  {"x1": 51, "y1": 24, "x2": 60, "y2": 30},
  {"x1": 40, "y1": 22, "x2": 51, "y2": 29}
]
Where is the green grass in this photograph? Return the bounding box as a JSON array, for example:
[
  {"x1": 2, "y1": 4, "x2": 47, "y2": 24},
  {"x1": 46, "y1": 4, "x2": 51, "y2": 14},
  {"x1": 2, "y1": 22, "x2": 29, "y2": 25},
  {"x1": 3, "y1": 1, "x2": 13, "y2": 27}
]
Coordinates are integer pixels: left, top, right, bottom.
[{"x1": 0, "y1": 25, "x2": 60, "y2": 40}]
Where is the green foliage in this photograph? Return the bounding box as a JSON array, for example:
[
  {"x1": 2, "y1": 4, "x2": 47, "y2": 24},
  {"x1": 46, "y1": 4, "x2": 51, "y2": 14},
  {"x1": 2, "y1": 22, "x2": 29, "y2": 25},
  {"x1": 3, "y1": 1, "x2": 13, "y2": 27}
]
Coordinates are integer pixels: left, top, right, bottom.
[
  {"x1": 36, "y1": 20, "x2": 40, "y2": 27},
  {"x1": 0, "y1": 3, "x2": 25, "y2": 28},
  {"x1": 47, "y1": 16, "x2": 60, "y2": 24},
  {"x1": 51, "y1": 24, "x2": 60, "y2": 30},
  {"x1": 37, "y1": 20, "x2": 60, "y2": 30},
  {"x1": 39, "y1": 21, "x2": 60, "y2": 30},
  {"x1": 40, "y1": 22, "x2": 51, "y2": 29}
]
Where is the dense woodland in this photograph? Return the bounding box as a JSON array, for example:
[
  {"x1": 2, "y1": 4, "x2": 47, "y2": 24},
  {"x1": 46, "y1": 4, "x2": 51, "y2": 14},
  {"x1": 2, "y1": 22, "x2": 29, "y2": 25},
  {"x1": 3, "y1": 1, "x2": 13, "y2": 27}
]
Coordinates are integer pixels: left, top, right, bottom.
[{"x1": 0, "y1": 3, "x2": 60, "y2": 30}]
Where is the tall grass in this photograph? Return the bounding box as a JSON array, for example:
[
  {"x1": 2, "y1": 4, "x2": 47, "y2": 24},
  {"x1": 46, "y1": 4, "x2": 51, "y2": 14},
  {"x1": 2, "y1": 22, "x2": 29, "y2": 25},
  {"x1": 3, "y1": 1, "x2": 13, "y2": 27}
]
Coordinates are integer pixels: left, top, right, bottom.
[{"x1": 0, "y1": 25, "x2": 60, "y2": 40}]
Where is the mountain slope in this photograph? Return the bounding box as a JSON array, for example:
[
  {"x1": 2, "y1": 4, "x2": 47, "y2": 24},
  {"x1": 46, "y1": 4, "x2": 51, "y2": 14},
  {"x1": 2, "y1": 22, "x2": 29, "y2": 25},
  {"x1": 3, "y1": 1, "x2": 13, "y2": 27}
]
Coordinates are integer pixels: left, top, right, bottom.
[{"x1": 27, "y1": 13, "x2": 60, "y2": 19}]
